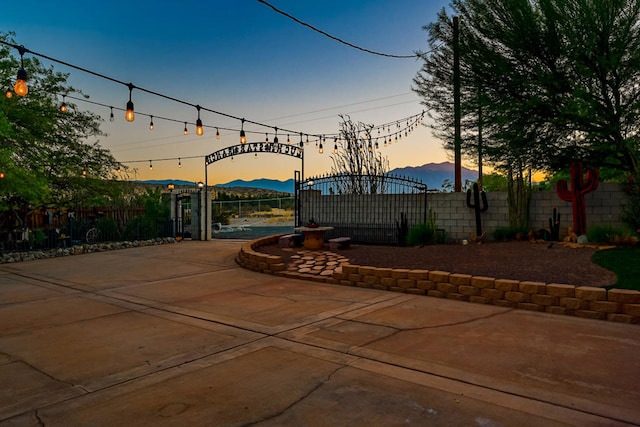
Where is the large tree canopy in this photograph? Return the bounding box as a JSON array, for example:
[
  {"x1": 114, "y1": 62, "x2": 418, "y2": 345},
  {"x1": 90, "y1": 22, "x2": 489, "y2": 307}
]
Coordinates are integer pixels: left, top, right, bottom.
[
  {"x1": 414, "y1": 0, "x2": 640, "y2": 177},
  {"x1": 0, "y1": 33, "x2": 123, "y2": 216}
]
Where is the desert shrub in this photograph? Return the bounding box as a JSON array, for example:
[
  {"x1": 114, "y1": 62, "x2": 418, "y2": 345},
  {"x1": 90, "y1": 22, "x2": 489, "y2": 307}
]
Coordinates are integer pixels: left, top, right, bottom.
[
  {"x1": 407, "y1": 209, "x2": 445, "y2": 245},
  {"x1": 97, "y1": 217, "x2": 119, "y2": 242},
  {"x1": 492, "y1": 226, "x2": 529, "y2": 242},
  {"x1": 586, "y1": 224, "x2": 638, "y2": 246}
]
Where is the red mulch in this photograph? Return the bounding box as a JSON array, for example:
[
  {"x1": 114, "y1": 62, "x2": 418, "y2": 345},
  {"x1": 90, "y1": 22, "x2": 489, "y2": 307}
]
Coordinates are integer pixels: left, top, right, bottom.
[{"x1": 257, "y1": 241, "x2": 617, "y2": 287}]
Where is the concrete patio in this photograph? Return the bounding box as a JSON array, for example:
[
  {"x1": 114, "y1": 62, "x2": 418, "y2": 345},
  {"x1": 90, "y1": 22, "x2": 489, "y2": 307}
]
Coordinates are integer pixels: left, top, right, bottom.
[{"x1": 0, "y1": 240, "x2": 638, "y2": 426}]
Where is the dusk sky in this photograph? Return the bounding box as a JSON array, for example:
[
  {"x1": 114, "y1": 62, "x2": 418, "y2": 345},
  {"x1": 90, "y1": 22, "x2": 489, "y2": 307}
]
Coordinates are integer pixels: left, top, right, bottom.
[{"x1": 2, "y1": 0, "x2": 455, "y2": 185}]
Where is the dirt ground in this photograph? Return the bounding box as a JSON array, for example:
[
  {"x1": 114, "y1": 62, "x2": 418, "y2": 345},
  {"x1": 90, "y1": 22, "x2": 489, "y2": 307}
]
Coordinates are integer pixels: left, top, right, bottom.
[{"x1": 257, "y1": 240, "x2": 617, "y2": 287}]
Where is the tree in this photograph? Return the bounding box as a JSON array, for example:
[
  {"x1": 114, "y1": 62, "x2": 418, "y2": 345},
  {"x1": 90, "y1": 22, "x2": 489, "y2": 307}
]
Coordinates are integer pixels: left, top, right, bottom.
[
  {"x1": 329, "y1": 115, "x2": 390, "y2": 194},
  {"x1": 414, "y1": 0, "x2": 640, "y2": 228},
  {"x1": 0, "y1": 32, "x2": 124, "y2": 227}
]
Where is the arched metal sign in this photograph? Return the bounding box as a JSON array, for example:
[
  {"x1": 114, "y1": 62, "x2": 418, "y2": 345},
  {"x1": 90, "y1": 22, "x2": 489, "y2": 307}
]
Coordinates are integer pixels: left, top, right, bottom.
[{"x1": 205, "y1": 142, "x2": 303, "y2": 165}]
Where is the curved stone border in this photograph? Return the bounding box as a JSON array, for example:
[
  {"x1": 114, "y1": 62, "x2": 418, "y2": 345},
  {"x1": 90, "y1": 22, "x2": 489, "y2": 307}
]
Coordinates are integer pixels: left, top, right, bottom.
[{"x1": 236, "y1": 235, "x2": 640, "y2": 324}]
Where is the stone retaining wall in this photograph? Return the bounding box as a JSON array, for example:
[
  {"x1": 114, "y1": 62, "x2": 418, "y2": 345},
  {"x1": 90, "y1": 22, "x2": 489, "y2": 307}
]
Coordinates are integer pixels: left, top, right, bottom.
[{"x1": 237, "y1": 235, "x2": 640, "y2": 325}]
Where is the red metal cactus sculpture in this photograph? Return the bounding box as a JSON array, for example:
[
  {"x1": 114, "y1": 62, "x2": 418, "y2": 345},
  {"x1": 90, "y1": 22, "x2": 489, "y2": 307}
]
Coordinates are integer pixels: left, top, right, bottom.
[{"x1": 555, "y1": 161, "x2": 599, "y2": 236}]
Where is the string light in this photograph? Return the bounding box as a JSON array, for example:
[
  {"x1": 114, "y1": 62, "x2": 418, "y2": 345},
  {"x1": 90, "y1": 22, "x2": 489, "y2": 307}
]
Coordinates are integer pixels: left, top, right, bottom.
[
  {"x1": 240, "y1": 118, "x2": 246, "y2": 144},
  {"x1": 149, "y1": 115, "x2": 154, "y2": 130},
  {"x1": 125, "y1": 83, "x2": 135, "y2": 122},
  {"x1": 14, "y1": 45, "x2": 28, "y2": 96},
  {"x1": 273, "y1": 127, "x2": 279, "y2": 144},
  {"x1": 216, "y1": 128, "x2": 220, "y2": 139},
  {"x1": 109, "y1": 107, "x2": 114, "y2": 122},
  {"x1": 178, "y1": 158, "x2": 182, "y2": 168},
  {"x1": 299, "y1": 133, "x2": 304, "y2": 148},
  {"x1": 5, "y1": 86, "x2": 12, "y2": 98},
  {"x1": 149, "y1": 160, "x2": 153, "y2": 170},
  {"x1": 265, "y1": 133, "x2": 269, "y2": 143},
  {"x1": 183, "y1": 122, "x2": 188, "y2": 136},
  {"x1": 195, "y1": 105, "x2": 204, "y2": 136},
  {"x1": 287, "y1": 134, "x2": 291, "y2": 145},
  {"x1": 333, "y1": 143, "x2": 338, "y2": 154},
  {"x1": 60, "y1": 95, "x2": 67, "y2": 112}
]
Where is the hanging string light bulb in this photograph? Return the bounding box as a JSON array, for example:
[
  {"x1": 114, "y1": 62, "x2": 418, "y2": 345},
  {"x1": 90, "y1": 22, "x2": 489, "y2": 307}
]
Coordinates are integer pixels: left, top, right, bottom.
[
  {"x1": 14, "y1": 45, "x2": 28, "y2": 96},
  {"x1": 149, "y1": 115, "x2": 154, "y2": 130},
  {"x1": 299, "y1": 133, "x2": 304, "y2": 148},
  {"x1": 178, "y1": 158, "x2": 182, "y2": 168},
  {"x1": 273, "y1": 127, "x2": 278, "y2": 144},
  {"x1": 265, "y1": 133, "x2": 269, "y2": 143},
  {"x1": 82, "y1": 168, "x2": 87, "y2": 177},
  {"x1": 109, "y1": 107, "x2": 115, "y2": 122},
  {"x1": 125, "y1": 83, "x2": 135, "y2": 122},
  {"x1": 318, "y1": 140, "x2": 324, "y2": 154},
  {"x1": 195, "y1": 105, "x2": 204, "y2": 136},
  {"x1": 60, "y1": 95, "x2": 67, "y2": 112},
  {"x1": 240, "y1": 118, "x2": 247, "y2": 144},
  {"x1": 5, "y1": 86, "x2": 12, "y2": 98},
  {"x1": 149, "y1": 160, "x2": 153, "y2": 170},
  {"x1": 183, "y1": 122, "x2": 188, "y2": 136},
  {"x1": 287, "y1": 134, "x2": 291, "y2": 145},
  {"x1": 216, "y1": 128, "x2": 220, "y2": 139},
  {"x1": 333, "y1": 143, "x2": 338, "y2": 154}
]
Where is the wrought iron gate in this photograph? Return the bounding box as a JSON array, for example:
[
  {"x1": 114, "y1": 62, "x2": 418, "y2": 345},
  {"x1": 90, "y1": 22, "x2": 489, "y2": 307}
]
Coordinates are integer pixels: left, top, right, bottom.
[{"x1": 295, "y1": 172, "x2": 428, "y2": 245}]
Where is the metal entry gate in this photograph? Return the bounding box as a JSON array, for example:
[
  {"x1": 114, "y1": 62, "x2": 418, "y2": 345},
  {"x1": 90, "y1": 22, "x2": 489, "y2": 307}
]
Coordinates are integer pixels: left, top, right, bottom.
[{"x1": 295, "y1": 172, "x2": 428, "y2": 245}]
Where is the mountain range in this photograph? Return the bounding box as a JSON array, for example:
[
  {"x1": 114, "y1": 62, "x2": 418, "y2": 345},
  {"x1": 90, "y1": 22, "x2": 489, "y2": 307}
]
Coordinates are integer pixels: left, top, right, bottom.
[{"x1": 216, "y1": 162, "x2": 477, "y2": 193}]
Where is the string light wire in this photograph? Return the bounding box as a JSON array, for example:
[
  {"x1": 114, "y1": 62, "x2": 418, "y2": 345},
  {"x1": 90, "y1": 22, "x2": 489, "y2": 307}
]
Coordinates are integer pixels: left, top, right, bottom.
[{"x1": 256, "y1": 0, "x2": 419, "y2": 59}]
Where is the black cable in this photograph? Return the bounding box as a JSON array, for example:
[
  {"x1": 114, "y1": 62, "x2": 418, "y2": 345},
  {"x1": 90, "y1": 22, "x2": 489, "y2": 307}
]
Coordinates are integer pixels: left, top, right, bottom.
[{"x1": 257, "y1": 0, "x2": 420, "y2": 59}]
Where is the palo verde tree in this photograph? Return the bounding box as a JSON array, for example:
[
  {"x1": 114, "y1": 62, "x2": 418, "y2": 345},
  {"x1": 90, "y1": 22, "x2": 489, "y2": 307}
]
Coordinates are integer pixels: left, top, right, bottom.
[
  {"x1": 414, "y1": 0, "x2": 640, "y2": 229},
  {"x1": 329, "y1": 115, "x2": 390, "y2": 194},
  {"x1": 0, "y1": 32, "x2": 123, "y2": 227}
]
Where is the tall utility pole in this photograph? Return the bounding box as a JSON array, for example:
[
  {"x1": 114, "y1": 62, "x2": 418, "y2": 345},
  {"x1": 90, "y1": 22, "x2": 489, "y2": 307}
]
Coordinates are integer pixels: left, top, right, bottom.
[{"x1": 453, "y1": 16, "x2": 462, "y2": 192}]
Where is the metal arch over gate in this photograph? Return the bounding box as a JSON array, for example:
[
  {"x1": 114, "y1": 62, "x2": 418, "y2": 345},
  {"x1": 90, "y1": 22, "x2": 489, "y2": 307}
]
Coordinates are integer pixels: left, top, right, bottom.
[
  {"x1": 295, "y1": 172, "x2": 428, "y2": 245},
  {"x1": 205, "y1": 142, "x2": 303, "y2": 166}
]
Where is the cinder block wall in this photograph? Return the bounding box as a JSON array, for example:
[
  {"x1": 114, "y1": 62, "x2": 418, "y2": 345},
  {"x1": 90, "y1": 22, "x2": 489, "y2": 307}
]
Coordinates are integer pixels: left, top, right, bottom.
[{"x1": 302, "y1": 183, "x2": 629, "y2": 241}]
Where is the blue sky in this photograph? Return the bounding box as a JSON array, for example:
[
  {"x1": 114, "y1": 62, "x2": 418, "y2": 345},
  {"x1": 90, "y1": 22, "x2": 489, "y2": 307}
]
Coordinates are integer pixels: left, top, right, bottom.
[{"x1": 2, "y1": 0, "x2": 454, "y2": 185}]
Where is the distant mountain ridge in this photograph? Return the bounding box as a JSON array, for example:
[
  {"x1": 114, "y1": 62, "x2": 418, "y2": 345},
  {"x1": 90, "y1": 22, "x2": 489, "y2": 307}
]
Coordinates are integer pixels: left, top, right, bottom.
[
  {"x1": 139, "y1": 162, "x2": 478, "y2": 193},
  {"x1": 216, "y1": 162, "x2": 477, "y2": 192}
]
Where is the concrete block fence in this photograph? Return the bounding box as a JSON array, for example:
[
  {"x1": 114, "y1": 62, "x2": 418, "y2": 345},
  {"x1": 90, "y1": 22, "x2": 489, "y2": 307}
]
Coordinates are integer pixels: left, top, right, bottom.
[
  {"x1": 301, "y1": 182, "x2": 629, "y2": 241},
  {"x1": 236, "y1": 235, "x2": 640, "y2": 325}
]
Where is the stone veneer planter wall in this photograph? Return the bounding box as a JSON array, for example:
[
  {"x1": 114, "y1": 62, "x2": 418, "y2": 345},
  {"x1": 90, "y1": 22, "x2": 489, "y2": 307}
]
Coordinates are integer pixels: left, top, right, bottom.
[{"x1": 237, "y1": 235, "x2": 640, "y2": 325}]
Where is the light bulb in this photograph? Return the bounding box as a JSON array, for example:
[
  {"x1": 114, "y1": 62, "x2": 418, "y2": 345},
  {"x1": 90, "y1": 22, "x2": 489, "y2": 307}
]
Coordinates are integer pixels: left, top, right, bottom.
[
  {"x1": 196, "y1": 119, "x2": 204, "y2": 136},
  {"x1": 184, "y1": 122, "x2": 188, "y2": 136},
  {"x1": 110, "y1": 107, "x2": 115, "y2": 122},
  {"x1": 82, "y1": 169, "x2": 87, "y2": 177},
  {"x1": 149, "y1": 116, "x2": 154, "y2": 130},
  {"x1": 5, "y1": 88, "x2": 12, "y2": 98},
  {"x1": 287, "y1": 135, "x2": 291, "y2": 145},
  {"x1": 125, "y1": 100, "x2": 135, "y2": 122},
  {"x1": 216, "y1": 128, "x2": 220, "y2": 139},
  {"x1": 14, "y1": 68, "x2": 28, "y2": 96},
  {"x1": 178, "y1": 158, "x2": 182, "y2": 168},
  {"x1": 60, "y1": 102, "x2": 67, "y2": 113},
  {"x1": 319, "y1": 143, "x2": 324, "y2": 154},
  {"x1": 265, "y1": 133, "x2": 269, "y2": 143},
  {"x1": 149, "y1": 160, "x2": 153, "y2": 170},
  {"x1": 240, "y1": 119, "x2": 246, "y2": 144},
  {"x1": 333, "y1": 144, "x2": 338, "y2": 154}
]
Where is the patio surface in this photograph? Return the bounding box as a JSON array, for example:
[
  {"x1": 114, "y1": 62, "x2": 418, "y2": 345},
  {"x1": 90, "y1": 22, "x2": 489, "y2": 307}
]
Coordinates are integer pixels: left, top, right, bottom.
[{"x1": 0, "y1": 240, "x2": 639, "y2": 426}]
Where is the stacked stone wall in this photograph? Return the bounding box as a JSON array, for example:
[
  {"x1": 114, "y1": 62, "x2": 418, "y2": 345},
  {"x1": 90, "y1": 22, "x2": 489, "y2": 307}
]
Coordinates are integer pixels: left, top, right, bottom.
[{"x1": 239, "y1": 235, "x2": 640, "y2": 325}]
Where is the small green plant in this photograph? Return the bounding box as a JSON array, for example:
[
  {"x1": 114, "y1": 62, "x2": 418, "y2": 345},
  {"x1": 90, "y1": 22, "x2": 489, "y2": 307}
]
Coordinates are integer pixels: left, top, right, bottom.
[
  {"x1": 492, "y1": 226, "x2": 529, "y2": 242},
  {"x1": 586, "y1": 224, "x2": 637, "y2": 246},
  {"x1": 407, "y1": 209, "x2": 444, "y2": 246}
]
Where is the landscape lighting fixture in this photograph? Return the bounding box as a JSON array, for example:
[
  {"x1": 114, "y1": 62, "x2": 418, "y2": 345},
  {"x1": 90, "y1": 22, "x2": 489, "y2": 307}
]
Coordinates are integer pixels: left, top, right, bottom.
[
  {"x1": 195, "y1": 106, "x2": 204, "y2": 136},
  {"x1": 125, "y1": 83, "x2": 135, "y2": 122},
  {"x1": 149, "y1": 115, "x2": 154, "y2": 130},
  {"x1": 240, "y1": 119, "x2": 246, "y2": 144},
  {"x1": 14, "y1": 46, "x2": 28, "y2": 96}
]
